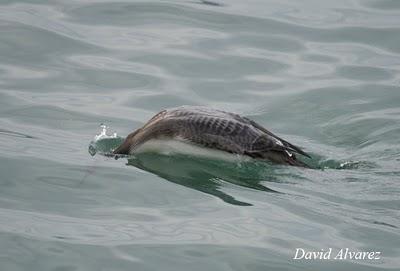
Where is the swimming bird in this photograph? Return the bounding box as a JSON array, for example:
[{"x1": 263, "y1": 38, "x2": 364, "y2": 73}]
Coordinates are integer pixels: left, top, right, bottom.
[{"x1": 113, "y1": 106, "x2": 311, "y2": 167}]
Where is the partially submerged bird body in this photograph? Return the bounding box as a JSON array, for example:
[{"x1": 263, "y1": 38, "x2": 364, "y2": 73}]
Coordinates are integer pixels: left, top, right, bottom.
[{"x1": 113, "y1": 106, "x2": 310, "y2": 167}]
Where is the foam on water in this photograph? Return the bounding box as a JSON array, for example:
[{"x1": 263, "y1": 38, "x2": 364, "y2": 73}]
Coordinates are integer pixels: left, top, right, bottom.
[
  {"x1": 94, "y1": 124, "x2": 118, "y2": 142},
  {"x1": 89, "y1": 124, "x2": 123, "y2": 156}
]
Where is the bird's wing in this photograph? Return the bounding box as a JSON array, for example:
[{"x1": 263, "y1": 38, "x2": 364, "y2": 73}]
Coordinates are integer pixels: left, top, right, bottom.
[
  {"x1": 173, "y1": 114, "x2": 255, "y2": 154},
  {"x1": 243, "y1": 117, "x2": 310, "y2": 158}
]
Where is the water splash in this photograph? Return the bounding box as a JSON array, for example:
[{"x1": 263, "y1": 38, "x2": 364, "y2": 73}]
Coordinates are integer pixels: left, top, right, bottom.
[
  {"x1": 310, "y1": 158, "x2": 376, "y2": 170},
  {"x1": 293, "y1": 152, "x2": 376, "y2": 170},
  {"x1": 94, "y1": 124, "x2": 118, "y2": 141},
  {"x1": 88, "y1": 124, "x2": 124, "y2": 156}
]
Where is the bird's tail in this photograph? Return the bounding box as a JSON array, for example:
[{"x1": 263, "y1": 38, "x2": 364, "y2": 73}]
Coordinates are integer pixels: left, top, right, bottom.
[
  {"x1": 286, "y1": 155, "x2": 312, "y2": 168},
  {"x1": 247, "y1": 149, "x2": 312, "y2": 168}
]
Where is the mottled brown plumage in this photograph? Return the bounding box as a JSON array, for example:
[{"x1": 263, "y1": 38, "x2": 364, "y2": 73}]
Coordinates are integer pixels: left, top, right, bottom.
[{"x1": 113, "y1": 106, "x2": 310, "y2": 167}]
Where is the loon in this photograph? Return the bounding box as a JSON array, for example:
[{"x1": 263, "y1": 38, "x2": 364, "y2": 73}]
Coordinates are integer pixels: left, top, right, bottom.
[{"x1": 113, "y1": 106, "x2": 311, "y2": 167}]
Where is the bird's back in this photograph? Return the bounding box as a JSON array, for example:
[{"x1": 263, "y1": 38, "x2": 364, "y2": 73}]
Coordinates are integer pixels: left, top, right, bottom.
[{"x1": 113, "y1": 106, "x2": 310, "y2": 167}]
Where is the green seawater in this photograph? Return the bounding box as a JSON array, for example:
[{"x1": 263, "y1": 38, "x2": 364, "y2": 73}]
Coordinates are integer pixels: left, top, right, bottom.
[{"x1": 0, "y1": 0, "x2": 399, "y2": 270}]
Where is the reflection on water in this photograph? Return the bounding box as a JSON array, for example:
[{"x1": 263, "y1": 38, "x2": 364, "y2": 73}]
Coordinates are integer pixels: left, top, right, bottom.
[
  {"x1": 89, "y1": 134, "x2": 373, "y2": 206},
  {"x1": 127, "y1": 153, "x2": 279, "y2": 206},
  {"x1": 90, "y1": 134, "x2": 281, "y2": 206}
]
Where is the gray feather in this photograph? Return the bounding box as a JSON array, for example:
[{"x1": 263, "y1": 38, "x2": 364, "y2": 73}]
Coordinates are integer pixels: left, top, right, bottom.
[{"x1": 113, "y1": 106, "x2": 310, "y2": 167}]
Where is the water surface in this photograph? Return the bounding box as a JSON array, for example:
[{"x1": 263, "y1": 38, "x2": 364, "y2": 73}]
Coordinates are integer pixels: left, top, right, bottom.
[{"x1": 0, "y1": 0, "x2": 399, "y2": 270}]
